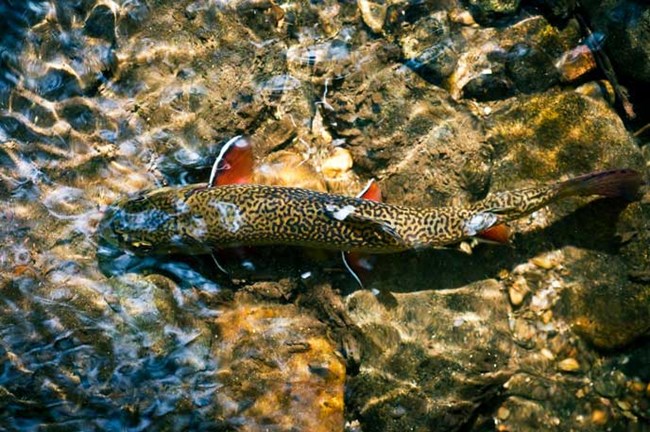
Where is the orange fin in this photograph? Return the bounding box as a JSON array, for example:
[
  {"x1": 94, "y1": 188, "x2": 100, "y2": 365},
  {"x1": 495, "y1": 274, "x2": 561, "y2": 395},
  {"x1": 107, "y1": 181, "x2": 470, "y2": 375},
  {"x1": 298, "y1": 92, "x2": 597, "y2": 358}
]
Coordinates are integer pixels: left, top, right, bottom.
[
  {"x1": 342, "y1": 251, "x2": 376, "y2": 288},
  {"x1": 342, "y1": 180, "x2": 382, "y2": 286},
  {"x1": 357, "y1": 179, "x2": 382, "y2": 202},
  {"x1": 558, "y1": 169, "x2": 643, "y2": 201},
  {"x1": 208, "y1": 135, "x2": 254, "y2": 187},
  {"x1": 476, "y1": 223, "x2": 511, "y2": 244}
]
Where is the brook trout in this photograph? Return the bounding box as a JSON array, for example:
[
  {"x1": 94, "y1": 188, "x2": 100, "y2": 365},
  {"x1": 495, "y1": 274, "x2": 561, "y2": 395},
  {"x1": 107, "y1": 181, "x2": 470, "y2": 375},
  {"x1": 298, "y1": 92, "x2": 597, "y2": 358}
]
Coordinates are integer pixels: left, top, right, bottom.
[{"x1": 99, "y1": 169, "x2": 642, "y2": 256}]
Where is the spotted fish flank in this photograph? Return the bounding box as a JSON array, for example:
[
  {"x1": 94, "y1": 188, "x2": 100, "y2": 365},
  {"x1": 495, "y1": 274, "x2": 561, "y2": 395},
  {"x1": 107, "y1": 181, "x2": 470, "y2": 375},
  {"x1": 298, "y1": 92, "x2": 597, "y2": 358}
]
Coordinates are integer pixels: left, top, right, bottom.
[{"x1": 100, "y1": 169, "x2": 643, "y2": 256}]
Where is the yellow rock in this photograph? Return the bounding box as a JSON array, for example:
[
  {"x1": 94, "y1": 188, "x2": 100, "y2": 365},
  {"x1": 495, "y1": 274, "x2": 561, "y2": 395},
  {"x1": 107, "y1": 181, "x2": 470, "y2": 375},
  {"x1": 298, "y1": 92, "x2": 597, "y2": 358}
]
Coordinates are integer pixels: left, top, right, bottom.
[
  {"x1": 557, "y1": 357, "x2": 580, "y2": 372},
  {"x1": 508, "y1": 276, "x2": 529, "y2": 306},
  {"x1": 255, "y1": 151, "x2": 327, "y2": 192},
  {"x1": 321, "y1": 147, "x2": 354, "y2": 180},
  {"x1": 357, "y1": 0, "x2": 386, "y2": 33},
  {"x1": 540, "y1": 348, "x2": 555, "y2": 361},
  {"x1": 591, "y1": 409, "x2": 607, "y2": 425},
  {"x1": 531, "y1": 255, "x2": 556, "y2": 270},
  {"x1": 213, "y1": 302, "x2": 345, "y2": 431},
  {"x1": 628, "y1": 379, "x2": 646, "y2": 395}
]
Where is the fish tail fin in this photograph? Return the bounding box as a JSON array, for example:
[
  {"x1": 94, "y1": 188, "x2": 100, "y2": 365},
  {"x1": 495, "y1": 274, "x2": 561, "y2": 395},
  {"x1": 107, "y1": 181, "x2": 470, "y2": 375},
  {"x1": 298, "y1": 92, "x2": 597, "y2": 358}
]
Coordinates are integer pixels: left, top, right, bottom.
[{"x1": 557, "y1": 169, "x2": 644, "y2": 201}]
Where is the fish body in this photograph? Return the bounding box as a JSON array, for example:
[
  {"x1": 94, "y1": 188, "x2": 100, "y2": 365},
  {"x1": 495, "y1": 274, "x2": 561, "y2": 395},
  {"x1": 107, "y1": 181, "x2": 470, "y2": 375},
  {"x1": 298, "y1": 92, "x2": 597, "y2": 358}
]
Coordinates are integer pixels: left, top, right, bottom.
[{"x1": 100, "y1": 169, "x2": 643, "y2": 256}]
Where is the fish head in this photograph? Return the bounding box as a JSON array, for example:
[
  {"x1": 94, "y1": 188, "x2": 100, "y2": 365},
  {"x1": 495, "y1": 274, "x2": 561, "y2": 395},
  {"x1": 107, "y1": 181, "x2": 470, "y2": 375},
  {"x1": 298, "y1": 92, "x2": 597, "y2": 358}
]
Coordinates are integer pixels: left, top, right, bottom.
[{"x1": 98, "y1": 186, "x2": 211, "y2": 255}]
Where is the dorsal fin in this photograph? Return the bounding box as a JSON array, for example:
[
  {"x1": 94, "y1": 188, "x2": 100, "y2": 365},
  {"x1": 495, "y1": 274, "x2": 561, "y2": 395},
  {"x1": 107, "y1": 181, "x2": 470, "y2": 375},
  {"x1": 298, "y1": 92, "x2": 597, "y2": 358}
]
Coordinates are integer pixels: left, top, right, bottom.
[
  {"x1": 357, "y1": 179, "x2": 382, "y2": 202},
  {"x1": 208, "y1": 135, "x2": 254, "y2": 187}
]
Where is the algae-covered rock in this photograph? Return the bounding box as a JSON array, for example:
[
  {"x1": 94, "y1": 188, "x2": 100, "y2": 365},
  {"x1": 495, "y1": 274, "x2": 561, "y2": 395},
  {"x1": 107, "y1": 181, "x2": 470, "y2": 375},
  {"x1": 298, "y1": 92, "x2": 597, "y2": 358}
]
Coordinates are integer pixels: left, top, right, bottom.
[
  {"x1": 326, "y1": 64, "x2": 486, "y2": 207},
  {"x1": 485, "y1": 90, "x2": 648, "y2": 351},
  {"x1": 555, "y1": 247, "x2": 650, "y2": 349},
  {"x1": 345, "y1": 280, "x2": 514, "y2": 431},
  {"x1": 487, "y1": 89, "x2": 643, "y2": 185},
  {"x1": 467, "y1": 0, "x2": 521, "y2": 23},
  {"x1": 527, "y1": 0, "x2": 576, "y2": 19}
]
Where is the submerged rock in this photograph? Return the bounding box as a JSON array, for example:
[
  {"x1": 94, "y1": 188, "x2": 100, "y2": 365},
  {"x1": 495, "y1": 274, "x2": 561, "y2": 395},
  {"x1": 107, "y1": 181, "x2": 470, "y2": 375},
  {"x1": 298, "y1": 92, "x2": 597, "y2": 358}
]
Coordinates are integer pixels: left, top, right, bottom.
[
  {"x1": 325, "y1": 63, "x2": 486, "y2": 207},
  {"x1": 84, "y1": 2, "x2": 117, "y2": 43},
  {"x1": 1, "y1": 0, "x2": 648, "y2": 430},
  {"x1": 555, "y1": 247, "x2": 650, "y2": 349},
  {"x1": 467, "y1": 0, "x2": 521, "y2": 24},
  {"x1": 486, "y1": 89, "x2": 643, "y2": 184},
  {"x1": 399, "y1": 11, "x2": 458, "y2": 85},
  {"x1": 212, "y1": 301, "x2": 345, "y2": 431},
  {"x1": 582, "y1": 0, "x2": 650, "y2": 83},
  {"x1": 449, "y1": 15, "x2": 578, "y2": 100},
  {"x1": 346, "y1": 280, "x2": 514, "y2": 431},
  {"x1": 358, "y1": 0, "x2": 387, "y2": 33}
]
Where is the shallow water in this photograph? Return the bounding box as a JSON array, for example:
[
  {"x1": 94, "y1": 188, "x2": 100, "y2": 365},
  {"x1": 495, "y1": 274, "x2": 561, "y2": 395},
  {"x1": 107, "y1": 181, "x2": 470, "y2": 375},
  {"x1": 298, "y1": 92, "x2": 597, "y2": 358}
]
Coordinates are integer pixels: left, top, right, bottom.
[{"x1": 1, "y1": 0, "x2": 649, "y2": 431}]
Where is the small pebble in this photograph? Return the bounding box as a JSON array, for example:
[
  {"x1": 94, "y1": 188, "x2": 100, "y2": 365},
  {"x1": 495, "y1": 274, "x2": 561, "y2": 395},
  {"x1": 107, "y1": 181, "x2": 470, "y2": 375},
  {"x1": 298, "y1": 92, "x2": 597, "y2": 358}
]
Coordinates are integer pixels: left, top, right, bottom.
[
  {"x1": 557, "y1": 358, "x2": 580, "y2": 372},
  {"x1": 497, "y1": 406, "x2": 510, "y2": 420},
  {"x1": 627, "y1": 379, "x2": 645, "y2": 394},
  {"x1": 511, "y1": 318, "x2": 536, "y2": 347},
  {"x1": 591, "y1": 409, "x2": 607, "y2": 425},
  {"x1": 540, "y1": 348, "x2": 555, "y2": 361},
  {"x1": 508, "y1": 276, "x2": 529, "y2": 306},
  {"x1": 616, "y1": 400, "x2": 631, "y2": 411},
  {"x1": 321, "y1": 147, "x2": 353, "y2": 179},
  {"x1": 449, "y1": 8, "x2": 476, "y2": 25},
  {"x1": 458, "y1": 241, "x2": 473, "y2": 255},
  {"x1": 531, "y1": 255, "x2": 556, "y2": 270}
]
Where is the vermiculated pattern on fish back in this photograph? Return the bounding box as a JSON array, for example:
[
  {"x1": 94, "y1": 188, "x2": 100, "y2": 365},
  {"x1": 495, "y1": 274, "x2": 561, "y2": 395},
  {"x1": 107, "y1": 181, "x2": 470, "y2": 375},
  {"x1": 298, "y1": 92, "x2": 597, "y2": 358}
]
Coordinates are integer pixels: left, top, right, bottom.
[
  {"x1": 470, "y1": 186, "x2": 561, "y2": 219},
  {"x1": 101, "y1": 169, "x2": 642, "y2": 256},
  {"x1": 184, "y1": 184, "x2": 476, "y2": 253}
]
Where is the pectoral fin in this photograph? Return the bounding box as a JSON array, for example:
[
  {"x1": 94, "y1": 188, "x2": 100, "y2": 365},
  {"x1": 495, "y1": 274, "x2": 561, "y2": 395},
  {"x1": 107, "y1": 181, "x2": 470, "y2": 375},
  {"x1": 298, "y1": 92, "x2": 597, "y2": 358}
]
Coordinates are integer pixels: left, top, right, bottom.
[
  {"x1": 475, "y1": 223, "x2": 511, "y2": 244},
  {"x1": 208, "y1": 135, "x2": 254, "y2": 186},
  {"x1": 357, "y1": 179, "x2": 382, "y2": 202},
  {"x1": 339, "y1": 179, "x2": 383, "y2": 287},
  {"x1": 342, "y1": 251, "x2": 377, "y2": 288}
]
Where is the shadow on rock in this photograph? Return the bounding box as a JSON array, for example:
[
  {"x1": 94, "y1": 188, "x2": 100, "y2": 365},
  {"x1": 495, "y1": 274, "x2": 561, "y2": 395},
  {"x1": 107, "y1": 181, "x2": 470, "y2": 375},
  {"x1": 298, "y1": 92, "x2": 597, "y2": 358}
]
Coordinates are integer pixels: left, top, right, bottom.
[{"x1": 374, "y1": 197, "x2": 635, "y2": 293}]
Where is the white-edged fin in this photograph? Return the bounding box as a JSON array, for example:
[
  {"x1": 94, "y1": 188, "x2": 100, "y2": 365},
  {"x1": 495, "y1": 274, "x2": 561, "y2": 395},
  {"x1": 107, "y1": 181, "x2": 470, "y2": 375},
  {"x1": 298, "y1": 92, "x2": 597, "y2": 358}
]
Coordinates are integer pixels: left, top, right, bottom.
[
  {"x1": 357, "y1": 179, "x2": 374, "y2": 198},
  {"x1": 342, "y1": 251, "x2": 364, "y2": 288},
  {"x1": 211, "y1": 252, "x2": 229, "y2": 274},
  {"x1": 208, "y1": 135, "x2": 243, "y2": 187},
  {"x1": 356, "y1": 178, "x2": 382, "y2": 202}
]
